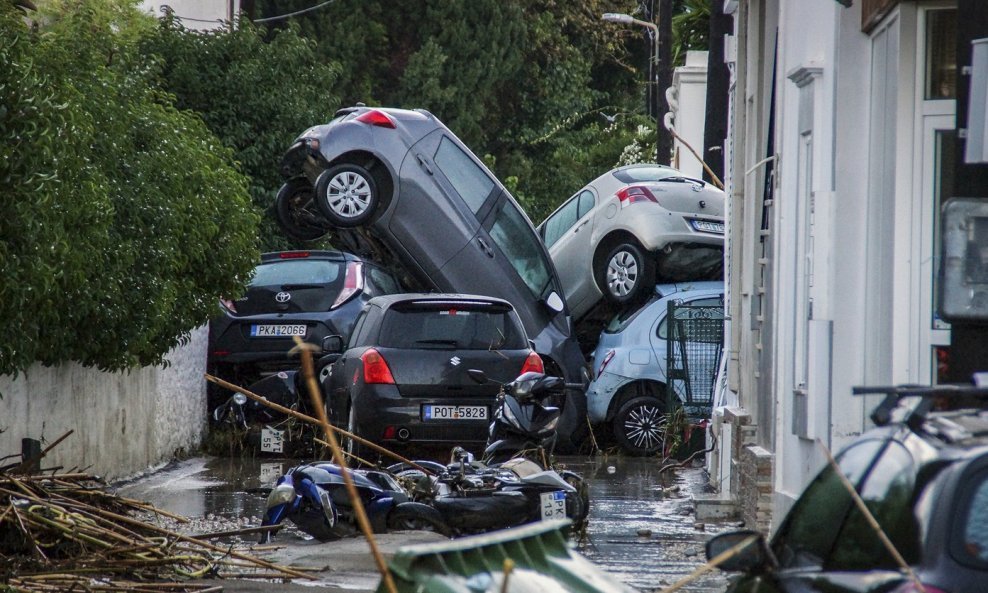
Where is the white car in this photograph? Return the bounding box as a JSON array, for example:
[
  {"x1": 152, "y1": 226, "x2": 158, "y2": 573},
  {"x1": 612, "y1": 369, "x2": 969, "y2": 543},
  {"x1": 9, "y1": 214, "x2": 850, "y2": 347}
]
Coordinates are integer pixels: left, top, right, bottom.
[
  {"x1": 587, "y1": 281, "x2": 724, "y2": 455},
  {"x1": 537, "y1": 164, "x2": 725, "y2": 321}
]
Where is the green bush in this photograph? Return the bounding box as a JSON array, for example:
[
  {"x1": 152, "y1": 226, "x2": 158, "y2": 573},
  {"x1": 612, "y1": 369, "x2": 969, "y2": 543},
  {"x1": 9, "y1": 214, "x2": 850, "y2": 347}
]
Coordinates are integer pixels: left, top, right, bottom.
[{"x1": 0, "y1": 0, "x2": 260, "y2": 377}]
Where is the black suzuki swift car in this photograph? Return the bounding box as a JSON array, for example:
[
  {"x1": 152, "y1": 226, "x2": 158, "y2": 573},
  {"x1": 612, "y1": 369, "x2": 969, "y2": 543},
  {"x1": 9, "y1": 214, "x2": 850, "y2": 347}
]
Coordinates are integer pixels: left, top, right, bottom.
[
  {"x1": 322, "y1": 293, "x2": 544, "y2": 459},
  {"x1": 707, "y1": 384, "x2": 988, "y2": 593}
]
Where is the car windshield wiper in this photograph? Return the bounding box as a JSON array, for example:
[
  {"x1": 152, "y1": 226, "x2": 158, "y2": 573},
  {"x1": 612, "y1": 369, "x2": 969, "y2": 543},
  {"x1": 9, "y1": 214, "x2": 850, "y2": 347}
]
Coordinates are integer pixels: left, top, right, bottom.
[
  {"x1": 415, "y1": 339, "x2": 460, "y2": 347},
  {"x1": 656, "y1": 176, "x2": 705, "y2": 186},
  {"x1": 280, "y1": 283, "x2": 323, "y2": 290}
]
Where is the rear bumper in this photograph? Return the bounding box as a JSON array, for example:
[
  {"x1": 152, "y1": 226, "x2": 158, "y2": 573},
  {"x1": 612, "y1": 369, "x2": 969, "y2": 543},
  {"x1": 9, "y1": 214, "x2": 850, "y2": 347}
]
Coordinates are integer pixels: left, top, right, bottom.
[{"x1": 351, "y1": 385, "x2": 494, "y2": 446}]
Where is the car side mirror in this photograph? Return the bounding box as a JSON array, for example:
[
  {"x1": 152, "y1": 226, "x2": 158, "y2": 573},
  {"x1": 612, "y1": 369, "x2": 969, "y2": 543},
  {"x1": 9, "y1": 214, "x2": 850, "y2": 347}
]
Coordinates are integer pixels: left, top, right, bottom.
[
  {"x1": 322, "y1": 335, "x2": 344, "y2": 354},
  {"x1": 545, "y1": 291, "x2": 565, "y2": 313},
  {"x1": 704, "y1": 530, "x2": 775, "y2": 573}
]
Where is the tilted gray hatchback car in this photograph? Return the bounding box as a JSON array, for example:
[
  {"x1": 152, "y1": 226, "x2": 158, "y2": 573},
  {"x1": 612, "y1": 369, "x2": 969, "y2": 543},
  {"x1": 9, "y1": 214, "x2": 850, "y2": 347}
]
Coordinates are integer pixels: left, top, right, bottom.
[{"x1": 275, "y1": 106, "x2": 587, "y2": 450}]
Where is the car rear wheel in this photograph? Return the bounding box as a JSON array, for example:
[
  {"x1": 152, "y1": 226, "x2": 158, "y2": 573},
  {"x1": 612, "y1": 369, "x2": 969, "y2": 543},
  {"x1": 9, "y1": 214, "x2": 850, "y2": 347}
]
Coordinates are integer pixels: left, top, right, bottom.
[
  {"x1": 597, "y1": 242, "x2": 654, "y2": 305},
  {"x1": 275, "y1": 178, "x2": 329, "y2": 241},
  {"x1": 612, "y1": 395, "x2": 667, "y2": 456},
  {"x1": 315, "y1": 164, "x2": 379, "y2": 227},
  {"x1": 346, "y1": 404, "x2": 373, "y2": 465}
]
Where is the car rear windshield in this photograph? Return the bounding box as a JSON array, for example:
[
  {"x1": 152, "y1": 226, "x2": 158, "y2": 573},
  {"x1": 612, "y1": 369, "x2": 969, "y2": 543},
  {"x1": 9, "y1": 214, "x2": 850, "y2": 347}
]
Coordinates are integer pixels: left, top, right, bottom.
[
  {"x1": 611, "y1": 166, "x2": 682, "y2": 184},
  {"x1": 250, "y1": 259, "x2": 343, "y2": 288},
  {"x1": 379, "y1": 306, "x2": 526, "y2": 350}
]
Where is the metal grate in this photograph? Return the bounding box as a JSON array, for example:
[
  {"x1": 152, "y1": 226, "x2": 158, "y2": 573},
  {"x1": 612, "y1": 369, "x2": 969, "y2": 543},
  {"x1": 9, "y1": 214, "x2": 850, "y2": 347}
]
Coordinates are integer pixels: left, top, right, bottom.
[{"x1": 665, "y1": 303, "x2": 725, "y2": 414}]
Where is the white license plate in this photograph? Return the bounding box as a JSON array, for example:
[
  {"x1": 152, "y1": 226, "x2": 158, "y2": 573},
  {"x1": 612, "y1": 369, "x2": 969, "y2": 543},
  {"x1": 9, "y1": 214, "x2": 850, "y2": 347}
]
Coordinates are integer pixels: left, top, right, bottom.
[
  {"x1": 260, "y1": 427, "x2": 284, "y2": 453},
  {"x1": 250, "y1": 324, "x2": 306, "y2": 338},
  {"x1": 422, "y1": 405, "x2": 488, "y2": 421},
  {"x1": 259, "y1": 462, "x2": 284, "y2": 483},
  {"x1": 690, "y1": 219, "x2": 725, "y2": 234},
  {"x1": 540, "y1": 491, "x2": 567, "y2": 521}
]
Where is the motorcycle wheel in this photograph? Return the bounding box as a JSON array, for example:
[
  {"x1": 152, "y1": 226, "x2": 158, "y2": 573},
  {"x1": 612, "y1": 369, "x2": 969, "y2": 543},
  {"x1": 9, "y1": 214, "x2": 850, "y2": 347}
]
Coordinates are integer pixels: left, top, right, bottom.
[
  {"x1": 275, "y1": 178, "x2": 329, "y2": 241},
  {"x1": 386, "y1": 503, "x2": 451, "y2": 537},
  {"x1": 563, "y1": 473, "x2": 590, "y2": 528},
  {"x1": 314, "y1": 163, "x2": 379, "y2": 228}
]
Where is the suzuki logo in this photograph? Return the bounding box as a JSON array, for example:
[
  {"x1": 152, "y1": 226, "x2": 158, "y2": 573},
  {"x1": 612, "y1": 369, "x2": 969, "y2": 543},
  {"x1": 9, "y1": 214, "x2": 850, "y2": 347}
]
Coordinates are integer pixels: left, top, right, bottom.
[
  {"x1": 449, "y1": 356, "x2": 461, "y2": 366},
  {"x1": 275, "y1": 292, "x2": 291, "y2": 303}
]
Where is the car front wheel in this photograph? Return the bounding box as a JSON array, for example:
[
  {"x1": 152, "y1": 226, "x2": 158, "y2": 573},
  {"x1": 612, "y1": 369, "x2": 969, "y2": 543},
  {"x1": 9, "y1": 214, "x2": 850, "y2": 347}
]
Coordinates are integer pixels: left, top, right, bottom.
[
  {"x1": 612, "y1": 395, "x2": 667, "y2": 456},
  {"x1": 315, "y1": 164, "x2": 379, "y2": 227},
  {"x1": 597, "y1": 242, "x2": 654, "y2": 305}
]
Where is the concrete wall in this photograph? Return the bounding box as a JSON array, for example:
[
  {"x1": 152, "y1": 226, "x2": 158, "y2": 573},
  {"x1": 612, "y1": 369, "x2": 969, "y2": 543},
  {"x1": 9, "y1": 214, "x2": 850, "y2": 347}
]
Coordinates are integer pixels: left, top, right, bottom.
[{"x1": 0, "y1": 327, "x2": 208, "y2": 480}]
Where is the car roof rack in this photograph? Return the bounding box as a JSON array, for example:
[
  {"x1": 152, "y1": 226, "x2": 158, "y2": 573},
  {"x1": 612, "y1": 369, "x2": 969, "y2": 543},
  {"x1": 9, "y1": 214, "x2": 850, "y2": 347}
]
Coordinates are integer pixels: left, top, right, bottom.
[{"x1": 852, "y1": 384, "x2": 988, "y2": 430}]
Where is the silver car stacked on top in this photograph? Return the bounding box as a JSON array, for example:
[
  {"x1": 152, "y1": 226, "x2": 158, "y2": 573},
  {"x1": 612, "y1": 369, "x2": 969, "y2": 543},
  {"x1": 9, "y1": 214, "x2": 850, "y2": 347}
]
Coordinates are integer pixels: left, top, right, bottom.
[{"x1": 538, "y1": 164, "x2": 725, "y2": 321}]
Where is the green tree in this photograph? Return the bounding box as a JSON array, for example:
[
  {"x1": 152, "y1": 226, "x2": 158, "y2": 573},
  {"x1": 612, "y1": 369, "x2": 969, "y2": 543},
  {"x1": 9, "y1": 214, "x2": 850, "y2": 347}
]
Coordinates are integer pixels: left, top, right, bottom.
[
  {"x1": 0, "y1": 0, "x2": 259, "y2": 376},
  {"x1": 139, "y1": 13, "x2": 341, "y2": 251}
]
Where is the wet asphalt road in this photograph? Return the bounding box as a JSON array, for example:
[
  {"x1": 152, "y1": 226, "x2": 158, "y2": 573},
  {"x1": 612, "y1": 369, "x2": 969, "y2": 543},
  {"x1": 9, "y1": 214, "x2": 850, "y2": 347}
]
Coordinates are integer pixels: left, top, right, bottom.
[{"x1": 114, "y1": 454, "x2": 731, "y2": 592}]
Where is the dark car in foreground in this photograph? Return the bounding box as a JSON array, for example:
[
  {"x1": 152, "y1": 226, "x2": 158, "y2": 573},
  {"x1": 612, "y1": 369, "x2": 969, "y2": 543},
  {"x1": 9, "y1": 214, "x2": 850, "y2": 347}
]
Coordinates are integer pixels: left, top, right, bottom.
[
  {"x1": 275, "y1": 106, "x2": 588, "y2": 449},
  {"x1": 207, "y1": 250, "x2": 401, "y2": 402},
  {"x1": 707, "y1": 384, "x2": 988, "y2": 593},
  {"x1": 322, "y1": 294, "x2": 545, "y2": 459}
]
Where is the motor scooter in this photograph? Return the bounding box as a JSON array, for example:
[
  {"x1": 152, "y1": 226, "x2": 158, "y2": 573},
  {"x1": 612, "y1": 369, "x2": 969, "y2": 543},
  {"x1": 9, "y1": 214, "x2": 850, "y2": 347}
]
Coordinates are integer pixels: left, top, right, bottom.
[
  {"x1": 259, "y1": 462, "x2": 445, "y2": 542},
  {"x1": 467, "y1": 369, "x2": 583, "y2": 464}
]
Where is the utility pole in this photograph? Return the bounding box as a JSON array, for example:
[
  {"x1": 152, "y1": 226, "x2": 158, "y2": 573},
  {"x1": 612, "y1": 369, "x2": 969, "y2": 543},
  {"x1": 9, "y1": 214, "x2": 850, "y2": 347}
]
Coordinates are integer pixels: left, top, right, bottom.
[{"x1": 656, "y1": 0, "x2": 674, "y2": 165}]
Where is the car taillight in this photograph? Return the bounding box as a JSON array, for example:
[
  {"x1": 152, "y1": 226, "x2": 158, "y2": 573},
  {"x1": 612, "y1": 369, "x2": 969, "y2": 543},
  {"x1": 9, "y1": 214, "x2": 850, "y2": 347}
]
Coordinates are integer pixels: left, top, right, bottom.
[
  {"x1": 520, "y1": 351, "x2": 544, "y2": 375},
  {"x1": 361, "y1": 348, "x2": 395, "y2": 384},
  {"x1": 220, "y1": 298, "x2": 237, "y2": 314},
  {"x1": 332, "y1": 261, "x2": 364, "y2": 309},
  {"x1": 356, "y1": 109, "x2": 396, "y2": 129},
  {"x1": 597, "y1": 350, "x2": 615, "y2": 378},
  {"x1": 616, "y1": 185, "x2": 658, "y2": 208},
  {"x1": 278, "y1": 251, "x2": 311, "y2": 259}
]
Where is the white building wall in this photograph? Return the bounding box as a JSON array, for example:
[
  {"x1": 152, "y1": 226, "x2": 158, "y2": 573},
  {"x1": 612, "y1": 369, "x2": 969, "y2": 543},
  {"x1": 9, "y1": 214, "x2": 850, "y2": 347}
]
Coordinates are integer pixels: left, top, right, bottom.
[
  {"x1": 670, "y1": 51, "x2": 710, "y2": 179},
  {"x1": 141, "y1": 1, "x2": 240, "y2": 30},
  {"x1": 0, "y1": 327, "x2": 208, "y2": 480}
]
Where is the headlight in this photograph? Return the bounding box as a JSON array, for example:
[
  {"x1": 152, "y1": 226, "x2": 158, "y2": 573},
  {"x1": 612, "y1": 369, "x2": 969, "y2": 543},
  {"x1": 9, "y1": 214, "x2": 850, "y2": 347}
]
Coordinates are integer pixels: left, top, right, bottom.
[
  {"x1": 233, "y1": 393, "x2": 247, "y2": 406},
  {"x1": 512, "y1": 379, "x2": 537, "y2": 398},
  {"x1": 265, "y1": 483, "x2": 296, "y2": 508}
]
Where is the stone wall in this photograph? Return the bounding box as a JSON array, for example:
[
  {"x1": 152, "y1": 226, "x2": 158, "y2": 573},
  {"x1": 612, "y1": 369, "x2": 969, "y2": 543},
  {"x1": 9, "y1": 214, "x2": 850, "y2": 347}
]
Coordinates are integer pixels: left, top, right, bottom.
[
  {"x1": 725, "y1": 406, "x2": 775, "y2": 533},
  {"x1": 0, "y1": 327, "x2": 208, "y2": 480}
]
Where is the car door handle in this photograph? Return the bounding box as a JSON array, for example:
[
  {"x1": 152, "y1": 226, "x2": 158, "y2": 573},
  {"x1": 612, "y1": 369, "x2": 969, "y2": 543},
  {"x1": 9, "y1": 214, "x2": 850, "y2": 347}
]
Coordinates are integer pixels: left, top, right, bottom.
[
  {"x1": 573, "y1": 219, "x2": 589, "y2": 233},
  {"x1": 415, "y1": 153, "x2": 433, "y2": 175},
  {"x1": 477, "y1": 237, "x2": 495, "y2": 258}
]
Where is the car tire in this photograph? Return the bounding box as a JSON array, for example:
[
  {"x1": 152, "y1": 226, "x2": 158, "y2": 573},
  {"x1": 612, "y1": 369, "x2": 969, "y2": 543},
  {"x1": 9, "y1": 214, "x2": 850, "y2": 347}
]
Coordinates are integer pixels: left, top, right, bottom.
[
  {"x1": 275, "y1": 178, "x2": 329, "y2": 241},
  {"x1": 314, "y1": 164, "x2": 379, "y2": 228},
  {"x1": 612, "y1": 395, "x2": 667, "y2": 456},
  {"x1": 597, "y1": 242, "x2": 654, "y2": 306},
  {"x1": 386, "y1": 503, "x2": 450, "y2": 536},
  {"x1": 346, "y1": 403, "x2": 373, "y2": 464}
]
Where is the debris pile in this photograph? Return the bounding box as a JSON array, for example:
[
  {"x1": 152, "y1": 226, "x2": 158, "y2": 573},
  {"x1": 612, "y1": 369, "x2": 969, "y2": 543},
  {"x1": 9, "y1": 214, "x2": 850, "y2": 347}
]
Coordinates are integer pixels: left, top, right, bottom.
[{"x1": 0, "y1": 470, "x2": 308, "y2": 592}]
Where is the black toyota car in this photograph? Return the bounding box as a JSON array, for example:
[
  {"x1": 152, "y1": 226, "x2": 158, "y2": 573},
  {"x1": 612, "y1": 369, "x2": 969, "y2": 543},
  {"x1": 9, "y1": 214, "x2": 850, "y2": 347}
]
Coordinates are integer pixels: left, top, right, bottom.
[
  {"x1": 322, "y1": 293, "x2": 544, "y2": 459},
  {"x1": 207, "y1": 250, "x2": 401, "y2": 406}
]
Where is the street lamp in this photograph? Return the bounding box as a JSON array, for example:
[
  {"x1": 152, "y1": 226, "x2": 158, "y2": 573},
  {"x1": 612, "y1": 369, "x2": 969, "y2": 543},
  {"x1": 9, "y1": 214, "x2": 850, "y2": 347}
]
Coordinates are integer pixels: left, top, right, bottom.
[{"x1": 602, "y1": 12, "x2": 662, "y2": 163}]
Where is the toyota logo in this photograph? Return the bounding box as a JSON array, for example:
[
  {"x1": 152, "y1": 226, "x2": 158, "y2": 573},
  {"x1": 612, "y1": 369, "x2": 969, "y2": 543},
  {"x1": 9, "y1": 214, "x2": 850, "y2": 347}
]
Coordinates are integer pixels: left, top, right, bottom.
[{"x1": 275, "y1": 292, "x2": 291, "y2": 303}]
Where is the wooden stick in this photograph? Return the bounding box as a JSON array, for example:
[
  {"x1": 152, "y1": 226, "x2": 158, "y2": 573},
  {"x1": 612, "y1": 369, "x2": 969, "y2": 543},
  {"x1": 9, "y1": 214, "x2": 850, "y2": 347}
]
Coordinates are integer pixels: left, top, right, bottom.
[
  {"x1": 204, "y1": 373, "x2": 434, "y2": 475},
  {"x1": 660, "y1": 535, "x2": 757, "y2": 593},
  {"x1": 816, "y1": 439, "x2": 926, "y2": 592},
  {"x1": 189, "y1": 524, "x2": 284, "y2": 540},
  {"x1": 500, "y1": 558, "x2": 515, "y2": 593},
  {"x1": 664, "y1": 125, "x2": 725, "y2": 190},
  {"x1": 295, "y1": 337, "x2": 398, "y2": 593}
]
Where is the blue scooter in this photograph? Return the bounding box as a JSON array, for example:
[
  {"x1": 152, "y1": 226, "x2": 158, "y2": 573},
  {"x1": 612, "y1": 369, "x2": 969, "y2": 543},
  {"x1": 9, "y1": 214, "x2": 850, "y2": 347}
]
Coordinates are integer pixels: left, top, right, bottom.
[{"x1": 259, "y1": 462, "x2": 445, "y2": 542}]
